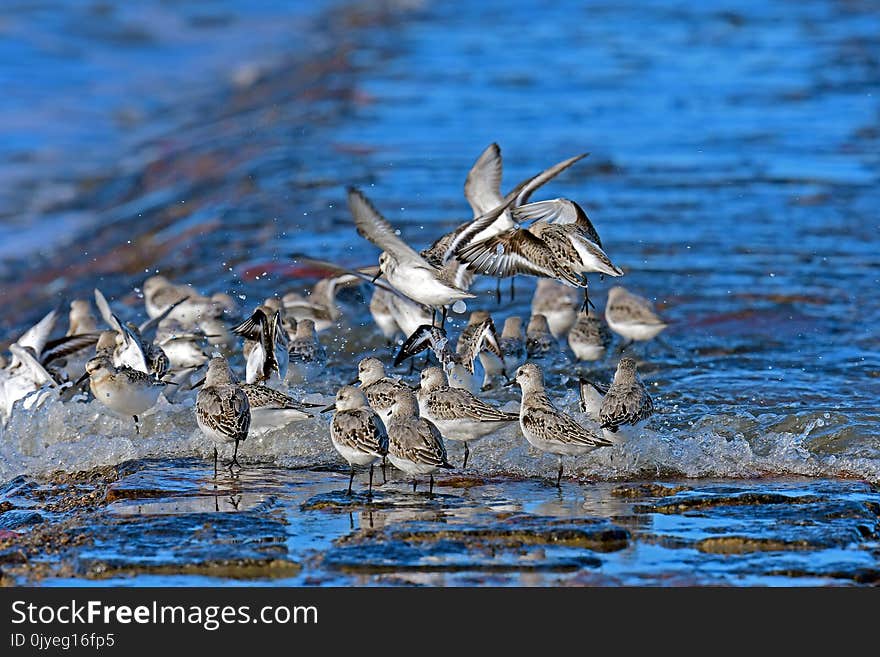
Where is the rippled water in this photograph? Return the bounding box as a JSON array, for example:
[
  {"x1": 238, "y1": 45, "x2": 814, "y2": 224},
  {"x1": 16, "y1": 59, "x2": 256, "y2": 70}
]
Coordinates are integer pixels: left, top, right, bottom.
[{"x1": 0, "y1": 0, "x2": 878, "y2": 585}]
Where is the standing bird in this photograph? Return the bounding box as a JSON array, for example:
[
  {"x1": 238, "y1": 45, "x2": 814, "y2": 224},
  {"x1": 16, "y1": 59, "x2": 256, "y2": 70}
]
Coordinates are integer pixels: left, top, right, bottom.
[
  {"x1": 604, "y1": 286, "x2": 667, "y2": 347},
  {"x1": 67, "y1": 300, "x2": 97, "y2": 335},
  {"x1": 526, "y1": 314, "x2": 556, "y2": 359},
  {"x1": 232, "y1": 305, "x2": 289, "y2": 385},
  {"x1": 568, "y1": 310, "x2": 612, "y2": 361},
  {"x1": 386, "y1": 387, "x2": 453, "y2": 494},
  {"x1": 196, "y1": 356, "x2": 251, "y2": 473},
  {"x1": 417, "y1": 367, "x2": 518, "y2": 468},
  {"x1": 531, "y1": 279, "x2": 580, "y2": 338},
  {"x1": 85, "y1": 332, "x2": 164, "y2": 434},
  {"x1": 327, "y1": 385, "x2": 389, "y2": 495},
  {"x1": 356, "y1": 357, "x2": 411, "y2": 423},
  {"x1": 511, "y1": 363, "x2": 612, "y2": 487},
  {"x1": 598, "y1": 357, "x2": 654, "y2": 443},
  {"x1": 286, "y1": 319, "x2": 326, "y2": 385},
  {"x1": 498, "y1": 316, "x2": 527, "y2": 378}
]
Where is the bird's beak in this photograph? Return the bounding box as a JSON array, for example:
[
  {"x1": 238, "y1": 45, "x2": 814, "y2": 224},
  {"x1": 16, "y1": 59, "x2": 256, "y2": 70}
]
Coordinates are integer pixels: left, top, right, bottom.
[
  {"x1": 348, "y1": 377, "x2": 359, "y2": 386},
  {"x1": 371, "y1": 270, "x2": 382, "y2": 283},
  {"x1": 504, "y1": 379, "x2": 518, "y2": 388},
  {"x1": 320, "y1": 403, "x2": 335, "y2": 414},
  {"x1": 73, "y1": 371, "x2": 89, "y2": 387},
  {"x1": 189, "y1": 376, "x2": 206, "y2": 390},
  {"x1": 409, "y1": 383, "x2": 420, "y2": 391}
]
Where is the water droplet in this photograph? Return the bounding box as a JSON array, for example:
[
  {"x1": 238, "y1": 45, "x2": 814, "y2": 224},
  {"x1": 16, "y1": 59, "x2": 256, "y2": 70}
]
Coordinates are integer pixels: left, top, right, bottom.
[{"x1": 452, "y1": 300, "x2": 467, "y2": 314}]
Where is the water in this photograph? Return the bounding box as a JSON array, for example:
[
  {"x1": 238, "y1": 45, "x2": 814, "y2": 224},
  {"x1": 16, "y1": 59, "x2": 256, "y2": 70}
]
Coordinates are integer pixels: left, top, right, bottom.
[{"x1": 0, "y1": 0, "x2": 878, "y2": 585}]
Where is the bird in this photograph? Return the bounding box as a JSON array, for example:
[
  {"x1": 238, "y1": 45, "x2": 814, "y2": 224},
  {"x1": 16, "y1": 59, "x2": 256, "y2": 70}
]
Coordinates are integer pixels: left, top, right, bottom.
[
  {"x1": 511, "y1": 363, "x2": 612, "y2": 487},
  {"x1": 1, "y1": 344, "x2": 59, "y2": 421},
  {"x1": 326, "y1": 385, "x2": 389, "y2": 495},
  {"x1": 455, "y1": 198, "x2": 624, "y2": 310},
  {"x1": 498, "y1": 315, "x2": 527, "y2": 378},
  {"x1": 393, "y1": 323, "x2": 493, "y2": 395},
  {"x1": 286, "y1": 318, "x2": 326, "y2": 386},
  {"x1": 67, "y1": 300, "x2": 97, "y2": 335},
  {"x1": 568, "y1": 310, "x2": 612, "y2": 361},
  {"x1": 355, "y1": 357, "x2": 411, "y2": 423},
  {"x1": 232, "y1": 305, "x2": 289, "y2": 385},
  {"x1": 531, "y1": 279, "x2": 580, "y2": 338},
  {"x1": 240, "y1": 383, "x2": 316, "y2": 436},
  {"x1": 283, "y1": 273, "x2": 359, "y2": 332},
  {"x1": 597, "y1": 357, "x2": 655, "y2": 443},
  {"x1": 417, "y1": 366, "x2": 518, "y2": 468},
  {"x1": 348, "y1": 187, "x2": 502, "y2": 320},
  {"x1": 154, "y1": 318, "x2": 210, "y2": 370},
  {"x1": 142, "y1": 275, "x2": 225, "y2": 326},
  {"x1": 196, "y1": 356, "x2": 251, "y2": 474},
  {"x1": 84, "y1": 332, "x2": 164, "y2": 434},
  {"x1": 458, "y1": 311, "x2": 505, "y2": 390},
  {"x1": 604, "y1": 286, "x2": 667, "y2": 346},
  {"x1": 385, "y1": 387, "x2": 453, "y2": 494},
  {"x1": 526, "y1": 314, "x2": 556, "y2": 358}
]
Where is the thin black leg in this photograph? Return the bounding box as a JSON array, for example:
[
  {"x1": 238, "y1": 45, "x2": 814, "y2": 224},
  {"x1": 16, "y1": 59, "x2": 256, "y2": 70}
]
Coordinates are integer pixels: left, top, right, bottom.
[
  {"x1": 510, "y1": 277, "x2": 515, "y2": 302},
  {"x1": 213, "y1": 447, "x2": 218, "y2": 478},
  {"x1": 556, "y1": 459, "x2": 563, "y2": 488},
  {"x1": 230, "y1": 438, "x2": 241, "y2": 470},
  {"x1": 347, "y1": 465, "x2": 355, "y2": 495},
  {"x1": 381, "y1": 457, "x2": 387, "y2": 483},
  {"x1": 429, "y1": 474, "x2": 435, "y2": 496},
  {"x1": 412, "y1": 478, "x2": 417, "y2": 493},
  {"x1": 463, "y1": 442, "x2": 470, "y2": 469},
  {"x1": 133, "y1": 415, "x2": 139, "y2": 435},
  {"x1": 368, "y1": 464, "x2": 374, "y2": 496},
  {"x1": 495, "y1": 279, "x2": 501, "y2": 305},
  {"x1": 441, "y1": 306, "x2": 448, "y2": 325}
]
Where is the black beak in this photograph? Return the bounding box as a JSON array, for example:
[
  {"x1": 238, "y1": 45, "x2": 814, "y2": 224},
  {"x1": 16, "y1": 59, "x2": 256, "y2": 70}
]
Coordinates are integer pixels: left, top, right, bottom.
[
  {"x1": 348, "y1": 377, "x2": 359, "y2": 386},
  {"x1": 320, "y1": 403, "x2": 335, "y2": 414},
  {"x1": 504, "y1": 379, "x2": 518, "y2": 388},
  {"x1": 409, "y1": 383, "x2": 420, "y2": 391},
  {"x1": 74, "y1": 371, "x2": 89, "y2": 387},
  {"x1": 189, "y1": 376, "x2": 206, "y2": 390},
  {"x1": 371, "y1": 270, "x2": 382, "y2": 283}
]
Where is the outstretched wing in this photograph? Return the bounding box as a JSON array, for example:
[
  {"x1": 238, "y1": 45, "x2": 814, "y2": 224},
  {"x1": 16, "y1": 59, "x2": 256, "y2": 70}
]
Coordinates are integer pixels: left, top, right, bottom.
[
  {"x1": 348, "y1": 188, "x2": 423, "y2": 261},
  {"x1": 512, "y1": 198, "x2": 603, "y2": 247},
  {"x1": 464, "y1": 143, "x2": 504, "y2": 217}
]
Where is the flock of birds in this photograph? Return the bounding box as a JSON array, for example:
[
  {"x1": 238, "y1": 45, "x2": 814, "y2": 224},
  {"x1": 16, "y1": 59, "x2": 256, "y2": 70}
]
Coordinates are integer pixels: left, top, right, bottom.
[{"x1": 0, "y1": 144, "x2": 669, "y2": 492}]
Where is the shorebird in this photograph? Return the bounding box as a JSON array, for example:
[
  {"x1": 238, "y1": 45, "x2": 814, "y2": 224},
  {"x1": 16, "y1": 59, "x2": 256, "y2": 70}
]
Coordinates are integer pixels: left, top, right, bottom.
[
  {"x1": 604, "y1": 286, "x2": 667, "y2": 346},
  {"x1": 326, "y1": 385, "x2": 389, "y2": 495},
  {"x1": 85, "y1": 332, "x2": 164, "y2": 434},
  {"x1": 6, "y1": 307, "x2": 58, "y2": 371},
  {"x1": 240, "y1": 383, "x2": 316, "y2": 436},
  {"x1": 498, "y1": 316, "x2": 527, "y2": 378},
  {"x1": 67, "y1": 300, "x2": 97, "y2": 335},
  {"x1": 196, "y1": 356, "x2": 250, "y2": 473},
  {"x1": 283, "y1": 273, "x2": 359, "y2": 332},
  {"x1": 423, "y1": 148, "x2": 590, "y2": 301},
  {"x1": 568, "y1": 310, "x2": 612, "y2": 361},
  {"x1": 142, "y1": 275, "x2": 228, "y2": 327},
  {"x1": 1, "y1": 344, "x2": 59, "y2": 421},
  {"x1": 355, "y1": 357, "x2": 411, "y2": 423},
  {"x1": 417, "y1": 366, "x2": 518, "y2": 468},
  {"x1": 597, "y1": 357, "x2": 654, "y2": 443},
  {"x1": 394, "y1": 323, "x2": 496, "y2": 395},
  {"x1": 386, "y1": 387, "x2": 453, "y2": 494},
  {"x1": 286, "y1": 318, "x2": 326, "y2": 385},
  {"x1": 457, "y1": 311, "x2": 505, "y2": 389},
  {"x1": 531, "y1": 279, "x2": 580, "y2": 338},
  {"x1": 511, "y1": 363, "x2": 612, "y2": 487},
  {"x1": 232, "y1": 305, "x2": 289, "y2": 385},
  {"x1": 455, "y1": 197, "x2": 623, "y2": 309},
  {"x1": 348, "y1": 187, "x2": 476, "y2": 318},
  {"x1": 526, "y1": 314, "x2": 556, "y2": 359},
  {"x1": 154, "y1": 318, "x2": 210, "y2": 370}
]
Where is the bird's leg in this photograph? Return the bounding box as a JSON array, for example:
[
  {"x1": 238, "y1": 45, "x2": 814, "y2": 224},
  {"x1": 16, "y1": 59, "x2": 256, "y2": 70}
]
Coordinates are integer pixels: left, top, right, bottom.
[
  {"x1": 556, "y1": 458, "x2": 563, "y2": 489},
  {"x1": 381, "y1": 456, "x2": 387, "y2": 483},
  {"x1": 429, "y1": 474, "x2": 435, "y2": 496},
  {"x1": 431, "y1": 308, "x2": 438, "y2": 328},
  {"x1": 412, "y1": 478, "x2": 417, "y2": 493},
  {"x1": 463, "y1": 443, "x2": 470, "y2": 469},
  {"x1": 347, "y1": 465, "x2": 355, "y2": 496},
  {"x1": 510, "y1": 277, "x2": 515, "y2": 302},
  {"x1": 441, "y1": 306, "x2": 448, "y2": 325},
  {"x1": 368, "y1": 464, "x2": 374, "y2": 496},
  {"x1": 495, "y1": 279, "x2": 502, "y2": 305},
  {"x1": 133, "y1": 415, "x2": 139, "y2": 435},
  {"x1": 213, "y1": 447, "x2": 218, "y2": 478},
  {"x1": 230, "y1": 438, "x2": 241, "y2": 470}
]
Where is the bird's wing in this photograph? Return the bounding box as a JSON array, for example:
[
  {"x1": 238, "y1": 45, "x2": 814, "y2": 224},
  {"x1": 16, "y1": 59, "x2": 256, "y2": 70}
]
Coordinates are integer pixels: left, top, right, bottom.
[
  {"x1": 508, "y1": 153, "x2": 589, "y2": 207},
  {"x1": 138, "y1": 295, "x2": 191, "y2": 339},
  {"x1": 9, "y1": 345, "x2": 56, "y2": 386},
  {"x1": 230, "y1": 308, "x2": 267, "y2": 341},
  {"x1": 394, "y1": 324, "x2": 448, "y2": 366},
  {"x1": 40, "y1": 332, "x2": 101, "y2": 366},
  {"x1": 93, "y1": 288, "x2": 120, "y2": 332},
  {"x1": 523, "y1": 405, "x2": 612, "y2": 447},
  {"x1": 464, "y1": 143, "x2": 504, "y2": 217},
  {"x1": 347, "y1": 188, "x2": 423, "y2": 261},
  {"x1": 600, "y1": 386, "x2": 654, "y2": 429},
  {"x1": 15, "y1": 306, "x2": 59, "y2": 355},
  {"x1": 512, "y1": 198, "x2": 603, "y2": 247}
]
